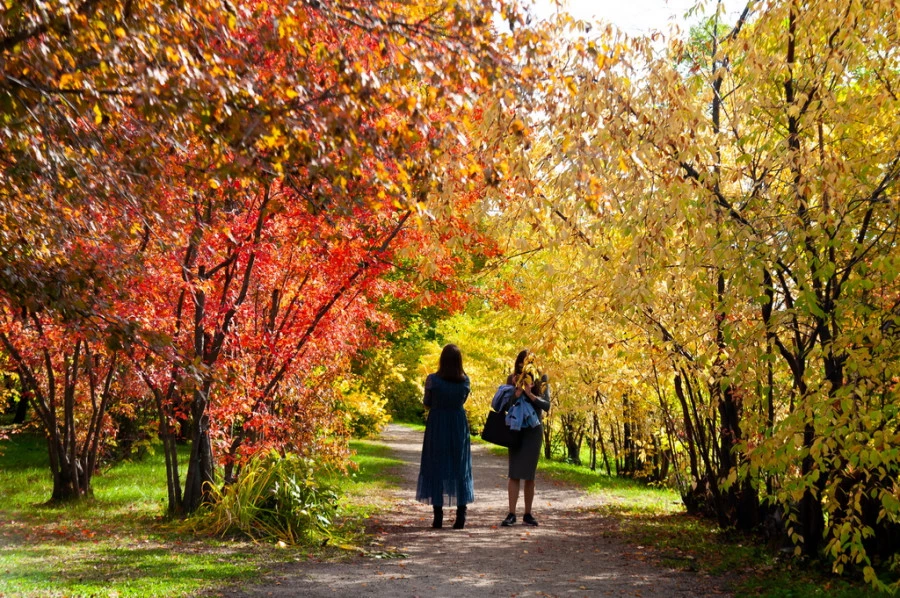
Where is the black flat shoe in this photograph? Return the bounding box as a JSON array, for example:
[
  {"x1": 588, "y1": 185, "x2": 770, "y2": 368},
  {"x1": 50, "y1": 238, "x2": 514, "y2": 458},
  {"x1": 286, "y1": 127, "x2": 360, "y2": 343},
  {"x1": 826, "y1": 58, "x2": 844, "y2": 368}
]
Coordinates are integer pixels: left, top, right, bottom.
[{"x1": 501, "y1": 512, "x2": 516, "y2": 527}]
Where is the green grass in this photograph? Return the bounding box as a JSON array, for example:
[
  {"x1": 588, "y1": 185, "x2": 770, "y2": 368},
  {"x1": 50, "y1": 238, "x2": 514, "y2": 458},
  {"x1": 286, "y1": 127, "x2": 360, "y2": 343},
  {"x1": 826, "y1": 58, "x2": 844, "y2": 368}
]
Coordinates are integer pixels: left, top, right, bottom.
[
  {"x1": 523, "y1": 444, "x2": 891, "y2": 598},
  {"x1": 395, "y1": 420, "x2": 425, "y2": 433},
  {"x1": 317, "y1": 438, "x2": 406, "y2": 551},
  {"x1": 0, "y1": 430, "x2": 402, "y2": 597},
  {"x1": 332, "y1": 438, "x2": 404, "y2": 519},
  {"x1": 2, "y1": 542, "x2": 264, "y2": 598},
  {"x1": 538, "y1": 457, "x2": 682, "y2": 514},
  {"x1": 479, "y1": 440, "x2": 679, "y2": 511},
  {"x1": 0, "y1": 432, "x2": 280, "y2": 597}
]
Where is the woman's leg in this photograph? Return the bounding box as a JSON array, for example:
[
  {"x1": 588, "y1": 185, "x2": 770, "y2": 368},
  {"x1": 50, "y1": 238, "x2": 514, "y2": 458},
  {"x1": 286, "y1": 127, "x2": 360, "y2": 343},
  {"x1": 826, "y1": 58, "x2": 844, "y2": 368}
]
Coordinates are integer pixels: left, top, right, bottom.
[
  {"x1": 453, "y1": 505, "x2": 467, "y2": 529},
  {"x1": 524, "y1": 479, "x2": 535, "y2": 513},
  {"x1": 508, "y1": 477, "x2": 520, "y2": 513}
]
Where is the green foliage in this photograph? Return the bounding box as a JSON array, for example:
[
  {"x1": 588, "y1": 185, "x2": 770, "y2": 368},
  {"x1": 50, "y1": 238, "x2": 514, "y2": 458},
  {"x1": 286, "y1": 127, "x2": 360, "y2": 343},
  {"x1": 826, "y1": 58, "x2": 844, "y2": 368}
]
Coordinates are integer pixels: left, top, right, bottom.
[
  {"x1": 190, "y1": 451, "x2": 340, "y2": 546},
  {"x1": 383, "y1": 339, "x2": 429, "y2": 423},
  {"x1": 0, "y1": 366, "x2": 19, "y2": 421},
  {"x1": 106, "y1": 397, "x2": 159, "y2": 464},
  {"x1": 355, "y1": 323, "x2": 431, "y2": 423},
  {"x1": 371, "y1": 346, "x2": 424, "y2": 423}
]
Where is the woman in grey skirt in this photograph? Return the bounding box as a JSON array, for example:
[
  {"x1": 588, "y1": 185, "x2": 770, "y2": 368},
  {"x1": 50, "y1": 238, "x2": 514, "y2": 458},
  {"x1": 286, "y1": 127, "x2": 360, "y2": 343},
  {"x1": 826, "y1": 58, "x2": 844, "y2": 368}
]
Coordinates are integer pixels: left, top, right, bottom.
[{"x1": 501, "y1": 350, "x2": 551, "y2": 527}]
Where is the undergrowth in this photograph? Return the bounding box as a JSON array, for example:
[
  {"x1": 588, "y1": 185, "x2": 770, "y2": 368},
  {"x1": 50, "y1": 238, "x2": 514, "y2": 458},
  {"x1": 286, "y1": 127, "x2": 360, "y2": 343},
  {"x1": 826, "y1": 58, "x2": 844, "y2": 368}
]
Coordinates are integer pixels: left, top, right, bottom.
[{"x1": 523, "y1": 439, "x2": 891, "y2": 598}]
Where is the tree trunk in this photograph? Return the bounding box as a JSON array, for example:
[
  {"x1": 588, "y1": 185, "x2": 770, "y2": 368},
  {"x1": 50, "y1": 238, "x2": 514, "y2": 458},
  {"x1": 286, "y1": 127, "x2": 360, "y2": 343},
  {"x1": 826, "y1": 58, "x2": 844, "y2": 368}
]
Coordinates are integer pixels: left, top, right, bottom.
[
  {"x1": 182, "y1": 386, "x2": 214, "y2": 513},
  {"x1": 542, "y1": 417, "x2": 552, "y2": 460},
  {"x1": 561, "y1": 414, "x2": 583, "y2": 465},
  {"x1": 147, "y1": 377, "x2": 184, "y2": 516},
  {"x1": 161, "y1": 432, "x2": 183, "y2": 515},
  {"x1": 674, "y1": 374, "x2": 700, "y2": 487},
  {"x1": 565, "y1": 436, "x2": 582, "y2": 464},
  {"x1": 48, "y1": 437, "x2": 92, "y2": 501},
  {"x1": 717, "y1": 379, "x2": 759, "y2": 530},
  {"x1": 609, "y1": 422, "x2": 621, "y2": 475},
  {"x1": 0, "y1": 332, "x2": 119, "y2": 505},
  {"x1": 13, "y1": 392, "x2": 28, "y2": 424},
  {"x1": 799, "y1": 422, "x2": 824, "y2": 551},
  {"x1": 597, "y1": 425, "x2": 612, "y2": 477},
  {"x1": 651, "y1": 435, "x2": 670, "y2": 482},
  {"x1": 622, "y1": 394, "x2": 637, "y2": 477}
]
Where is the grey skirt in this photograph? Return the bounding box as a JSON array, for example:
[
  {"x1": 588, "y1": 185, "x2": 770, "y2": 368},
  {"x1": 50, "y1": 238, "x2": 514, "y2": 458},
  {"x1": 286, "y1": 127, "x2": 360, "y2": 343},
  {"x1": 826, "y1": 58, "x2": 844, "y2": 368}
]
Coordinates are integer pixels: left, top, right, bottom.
[{"x1": 509, "y1": 423, "x2": 542, "y2": 480}]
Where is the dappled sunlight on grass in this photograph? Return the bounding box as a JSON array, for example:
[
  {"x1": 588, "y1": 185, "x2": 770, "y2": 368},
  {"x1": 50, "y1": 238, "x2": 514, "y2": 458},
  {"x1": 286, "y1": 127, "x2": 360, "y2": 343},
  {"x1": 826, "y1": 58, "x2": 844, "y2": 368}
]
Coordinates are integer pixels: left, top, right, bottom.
[
  {"x1": 325, "y1": 438, "x2": 405, "y2": 537},
  {"x1": 537, "y1": 458, "x2": 683, "y2": 515},
  {"x1": 345, "y1": 439, "x2": 404, "y2": 487},
  {"x1": 336, "y1": 439, "x2": 403, "y2": 507},
  {"x1": 394, "y1": 421, "x2": 425, "y2": 433},
  {"x1": 0, "y1": 541, "x2": 263, "y2": 597},
  {"x1": 1, "y1": 432, "x2": 383, "y2": 597}
]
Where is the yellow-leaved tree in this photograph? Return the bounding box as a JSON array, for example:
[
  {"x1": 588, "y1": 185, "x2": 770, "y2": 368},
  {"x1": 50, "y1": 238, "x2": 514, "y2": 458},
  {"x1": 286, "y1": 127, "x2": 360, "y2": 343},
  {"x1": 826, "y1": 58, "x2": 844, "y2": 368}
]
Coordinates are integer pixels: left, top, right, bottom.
[{"x1": 475, "y1": 0, "x2": 900, "y2": 589}]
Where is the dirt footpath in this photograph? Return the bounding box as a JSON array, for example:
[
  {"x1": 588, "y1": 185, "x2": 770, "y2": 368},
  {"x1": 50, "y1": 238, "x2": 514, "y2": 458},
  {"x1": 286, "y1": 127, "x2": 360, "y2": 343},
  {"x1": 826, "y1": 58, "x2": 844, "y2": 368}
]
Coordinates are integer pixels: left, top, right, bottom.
[{"x1": 232, "y1": 424, "x2": 732, "y2": 597}]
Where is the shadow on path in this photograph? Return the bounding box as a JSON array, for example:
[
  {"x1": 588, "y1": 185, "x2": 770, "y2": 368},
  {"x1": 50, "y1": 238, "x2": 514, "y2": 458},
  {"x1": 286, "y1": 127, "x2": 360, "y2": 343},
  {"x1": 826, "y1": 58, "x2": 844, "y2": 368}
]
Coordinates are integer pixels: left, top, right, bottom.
[{"x1": 230, "y1": 424, "x2": 732, "y2": 597}]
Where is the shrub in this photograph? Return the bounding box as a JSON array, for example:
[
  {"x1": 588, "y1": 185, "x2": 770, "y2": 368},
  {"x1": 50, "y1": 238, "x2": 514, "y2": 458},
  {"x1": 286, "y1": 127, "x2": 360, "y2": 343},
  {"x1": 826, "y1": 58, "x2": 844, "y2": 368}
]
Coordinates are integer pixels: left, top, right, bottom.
[
  {"x1": 191, "y1": 451, "x2": 339, "y2": 545},
  {"x1": 337, "y1": 379, "x2": 392, "y2": 438}
]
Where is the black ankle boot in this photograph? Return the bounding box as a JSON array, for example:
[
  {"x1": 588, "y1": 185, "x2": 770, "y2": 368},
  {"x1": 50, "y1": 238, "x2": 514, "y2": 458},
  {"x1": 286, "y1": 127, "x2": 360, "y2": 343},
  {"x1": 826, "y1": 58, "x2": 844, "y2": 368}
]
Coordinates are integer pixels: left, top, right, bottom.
[
  {"x1": 452, "y1": 505, "x2": 467, "y2": 529},
  {"x1": 432, "y1": 506, "x2": 443, "y2": 529}
]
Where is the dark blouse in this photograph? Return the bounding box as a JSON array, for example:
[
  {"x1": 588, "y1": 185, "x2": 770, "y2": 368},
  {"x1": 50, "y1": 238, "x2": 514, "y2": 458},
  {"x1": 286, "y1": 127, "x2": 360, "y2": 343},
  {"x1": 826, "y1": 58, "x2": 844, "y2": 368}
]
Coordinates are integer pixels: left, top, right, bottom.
[{"x1": 423, "y1": 373, "x2": 470, "y2": 409}]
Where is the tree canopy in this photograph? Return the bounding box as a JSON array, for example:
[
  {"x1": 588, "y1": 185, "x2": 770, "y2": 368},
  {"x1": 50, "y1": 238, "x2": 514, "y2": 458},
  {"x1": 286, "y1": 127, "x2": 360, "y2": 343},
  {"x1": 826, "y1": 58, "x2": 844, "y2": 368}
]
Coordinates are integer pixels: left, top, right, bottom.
[{"x1": 2, "y1": 0, "x2": 899, "y2": 591}]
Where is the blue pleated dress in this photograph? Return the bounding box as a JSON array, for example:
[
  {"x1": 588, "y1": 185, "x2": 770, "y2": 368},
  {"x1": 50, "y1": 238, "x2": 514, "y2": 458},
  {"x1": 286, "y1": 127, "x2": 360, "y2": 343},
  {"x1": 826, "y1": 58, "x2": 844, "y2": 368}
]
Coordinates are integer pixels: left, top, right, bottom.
[{"x1": 416, "y1": 374, "x2": 474, "y2": 507}]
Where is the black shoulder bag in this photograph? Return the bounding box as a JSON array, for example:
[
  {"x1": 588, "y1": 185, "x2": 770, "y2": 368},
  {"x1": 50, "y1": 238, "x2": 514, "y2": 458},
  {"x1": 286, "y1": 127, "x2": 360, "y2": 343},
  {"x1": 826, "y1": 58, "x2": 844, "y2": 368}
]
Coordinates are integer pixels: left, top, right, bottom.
[{"x1": 480, "y1": 388, "x2": 521, "y2": 449}]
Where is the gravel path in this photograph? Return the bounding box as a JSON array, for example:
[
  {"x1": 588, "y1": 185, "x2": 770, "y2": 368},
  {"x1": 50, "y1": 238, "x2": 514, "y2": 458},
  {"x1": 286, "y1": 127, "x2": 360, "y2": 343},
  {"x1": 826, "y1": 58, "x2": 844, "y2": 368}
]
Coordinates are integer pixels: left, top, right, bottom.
[{"x1": 231, "y1": 424, "x2": 732, "y2": 597}]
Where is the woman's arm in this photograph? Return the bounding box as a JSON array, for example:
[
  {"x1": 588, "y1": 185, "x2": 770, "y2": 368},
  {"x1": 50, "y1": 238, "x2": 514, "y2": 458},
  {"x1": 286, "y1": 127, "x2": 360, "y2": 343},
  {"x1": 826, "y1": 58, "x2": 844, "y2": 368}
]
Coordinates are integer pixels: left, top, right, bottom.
[
  {"x1": 423, "y1": 374, "x2": 434, "y2": 408},
  {"x1": 524, "y1": 385, "x2": 551, "y2": 412}
]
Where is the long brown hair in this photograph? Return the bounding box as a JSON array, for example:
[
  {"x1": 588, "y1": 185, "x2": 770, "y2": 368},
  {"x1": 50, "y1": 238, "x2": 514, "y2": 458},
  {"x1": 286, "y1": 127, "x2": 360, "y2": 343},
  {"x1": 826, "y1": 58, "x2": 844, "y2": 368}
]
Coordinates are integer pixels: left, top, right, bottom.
[
  {"x1": 513, "y1": 349, "x2": 529, "y2": 375},
  {"x1": 437, "y1": 344, "x2": 466, "y2": 382}
]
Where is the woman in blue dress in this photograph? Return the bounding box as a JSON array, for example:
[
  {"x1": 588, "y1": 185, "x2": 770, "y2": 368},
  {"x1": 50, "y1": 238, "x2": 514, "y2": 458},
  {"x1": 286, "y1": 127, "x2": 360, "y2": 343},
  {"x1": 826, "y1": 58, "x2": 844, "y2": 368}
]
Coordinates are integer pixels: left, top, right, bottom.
[{"x1": 416, "y1": 344, "x2": 474, "y2": 529}]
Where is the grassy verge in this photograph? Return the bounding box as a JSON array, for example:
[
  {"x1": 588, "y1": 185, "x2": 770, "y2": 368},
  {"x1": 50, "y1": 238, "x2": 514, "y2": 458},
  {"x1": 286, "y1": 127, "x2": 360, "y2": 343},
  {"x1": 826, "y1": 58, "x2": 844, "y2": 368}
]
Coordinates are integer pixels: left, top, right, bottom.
[
  {"x1": 0, "y1": 430, "x2": 400, "y2": 597},
  {"x1": 529, "y1": 448, "x2": 888, "y2": 598},
  {"x1": 393, "y1": 420, "x2": 425, "y2": 433},
  {"x1": 538, "y1": 457, "x2": 682, "y2": 514},
  {"x1": 329, "y1": 438, "x2": 404, "y2": 529}
]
